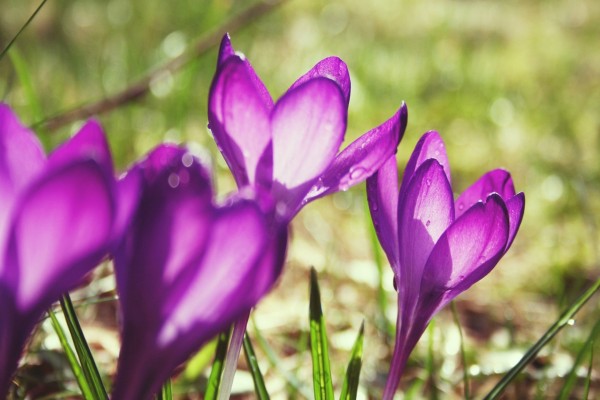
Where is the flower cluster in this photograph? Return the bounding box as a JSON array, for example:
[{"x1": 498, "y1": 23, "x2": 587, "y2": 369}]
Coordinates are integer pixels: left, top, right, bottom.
[
  {"x1": 0, "y1": 34, "x2": 524, "y2": 399},
  {"x1": 367, "y1": 131, "x2": 524, "y2": 398}
]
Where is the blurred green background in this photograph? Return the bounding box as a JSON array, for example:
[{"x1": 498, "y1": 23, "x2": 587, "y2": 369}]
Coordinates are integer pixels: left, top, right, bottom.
[{"x1": 1, "y1": 0, "x2": 599, "y2": 398}]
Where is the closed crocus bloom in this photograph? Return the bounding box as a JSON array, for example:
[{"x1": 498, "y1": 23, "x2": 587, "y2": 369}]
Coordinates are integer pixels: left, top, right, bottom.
[
  {"x1": 0, "y1": 104, "x2": 136, "y2": 396},
  {"x1": 112, "y1": 144, "x2": 287, "y2": 400},
  {"x1": 208, "y1": 34, "x2": 408, "y2": 221},
  {"x1": 367, "y1": 131, "x2": 525, "y2": 399}
]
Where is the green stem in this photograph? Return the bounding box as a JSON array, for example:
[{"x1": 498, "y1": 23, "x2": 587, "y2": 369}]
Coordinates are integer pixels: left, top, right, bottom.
[
  {"x1": 59, "y1": 293, "x2": 107, "y2": 400},
  {"x1": 218, "y1": 311, "x2": 250, "y2": 400},
  {"x1": 483, "y1": 276, "x2": 600, "y2": 399}
]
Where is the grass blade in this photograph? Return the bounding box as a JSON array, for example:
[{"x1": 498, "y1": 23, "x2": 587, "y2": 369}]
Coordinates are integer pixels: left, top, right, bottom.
[
  {"x1": 450, "y1": 302, "x2": 470, "y2": 400},
  {"x1": 309, "y1": 268, "x2": 334, "y2": 400},
  {"x1": 243, "y1": 332, "x2": 270, "y2": 400},
  {"x1": 59, "y1": 293, "x2": 107, "y2": 400},
  {"x1": 156, "y1": 378, "x2": 172, "y2": 400},
  {"x1": 583, "y1": 341, "x2": 593, "y2": 400},
  {"x1": 204, "y1": 327, "x2": 232, "y2": 400},
  {"x1": 483, "y1": 276, "x2": 600, "y2": 399},
  {"x1": 47, "y1": 308, "x2": 94, "y2": 400},
  {"x1": 251, "y1": 316, "x2": 312, "y2": 399},
  {"x1": 339, "y1": 321, "x2": 364, "y2": 400},
  {"x1": 558, "y1": 318, "x2": 600, "y2": 399},
  {"x1": 0, "y1": 0, "x2": 49, "y2": 62}
]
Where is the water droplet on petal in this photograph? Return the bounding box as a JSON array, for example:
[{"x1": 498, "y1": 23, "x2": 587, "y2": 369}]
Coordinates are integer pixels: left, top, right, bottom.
[
  {"x1": 426, "y1": 179, "x2": 432, "y2": 186},
  {"x1": 168, "y1": 173, "x2": 180, "y2": 188},
  {"x1": 349, "y1": 166, "x2": 367, "y2": 181},
  {"x1": 181, "y1": 153, "x2": 194, "y2": 167},
  {"x1": 425, "y1": 220, "x2": 431, "y2": 227}
]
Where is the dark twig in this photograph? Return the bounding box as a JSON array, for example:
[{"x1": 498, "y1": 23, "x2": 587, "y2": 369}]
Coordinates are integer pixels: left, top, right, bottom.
[{"x1": 36, "y1": 0, "x2": 286, "y2": 132}]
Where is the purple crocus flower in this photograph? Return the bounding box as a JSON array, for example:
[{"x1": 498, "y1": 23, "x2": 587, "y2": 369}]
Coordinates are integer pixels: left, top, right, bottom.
[
  {"x1": 111, "y1": 144, "x2": 287, "y2": 400},
  {"x1": 367, "y1": 131, "x2": 525, "y2": 399},
  {"x1": 0, "y1": 104, "x2": 136, "y2": 397},
  {"x1": 208, "y1": 34, "x2": 407, "y2": 221}
]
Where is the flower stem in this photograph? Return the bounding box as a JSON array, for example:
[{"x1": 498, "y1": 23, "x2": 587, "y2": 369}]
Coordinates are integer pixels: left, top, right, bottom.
[
  {"x1": 382, "y1": 312, "x2": 409, "y2": 400},
  {"x1": 217, "y1": 310, "x2": 251, "y2": 400},
  {"x1": 483, "y1": 276, "x2": 600, "y2": 399}
]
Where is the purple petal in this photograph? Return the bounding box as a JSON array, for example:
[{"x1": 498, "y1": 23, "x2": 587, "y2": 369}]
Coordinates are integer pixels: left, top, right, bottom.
[
  {"x1": 303, "y1": 103, "x2": 407, "y2": 203},
  {"x1": 397, "y1": 159, "x2": 454, "y2": 316},
  {"x1": 366, "y1": 155, "x2": 400, "y2": 270},
  {"x1": 5, "y1": 161, "x2": 113, "y2": 313},
  {"x1": 48, "y1": 119, "x2": 113, "y2": 175},
  {"x1": 110, "y1": 168, "x2": 141, "y2": 251},
  {"x1": 0, "y1": 104, "x2": 46, "y2": 193},
  {"x1": 288, "y1": 57, "x2": 351, "y2": 106},
  {"x1": 0, "y1": 105, "x2": 46, "y2": 239},
  {"x1": 217, "y1": 33, "x2": 235, "y2": 66},
  {"x1": 114, "y1": 144, "x2": 212, "y2": 311},
  {"x1": 399, "y1": 131, "x2": 450, "y2": 196},
  {"x1": 113, "y1": 180, "x2": 287, "y2": 400},
  {"x1": 420, "y1": 193, "x2": 509, "y2": 312},
  {"x1": 455, "y1": 169, "x2": 516, "y2": 218},
  {"x1": 215, "y1": 35, "x2": 273, "y2": 109},
  {"x1": 505, "y1": 192, "x2": 525, "y2": 251},
  {"x1": 209, "y1": 56, "x2": 273, "y2": 187},
  {"x1": 271, "y1": 78, "x2": 347, "y2": 213}
]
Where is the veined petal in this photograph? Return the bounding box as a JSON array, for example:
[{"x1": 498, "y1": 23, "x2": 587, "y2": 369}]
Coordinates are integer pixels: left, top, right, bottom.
[
  {"x1": 5, "y1": 160, "x2": 113, "y2": 313},
  {"x1": 216, "y1": 35, "x2": 273, "y2": 109},
  {"x1": 366, "y1": 155, "x2": 400, "y2": 270},
  {"x1": 304, "y1": 103, "x2": 407, "y2": 203},
  {"x1": 505, "y1": 192, "x2": 525, "y2": 251},
  {"x1": 47, "y1": 120, "x2": 113, "y2": 175},
  {"x1": 455, "y1": 169, "x2": 515, "y2": 218},
  {"x1": 288, "y1": 57, "x2": 351, "y2": 106},
  {"x1": 397, "y1": 159, "x2": 454, "y2": 315},
  {"x1": 209, "y1": 56, "x2": 272, "y2": 187},
  {"x1": 271, "y1": 78, "x2": 347, "y2": 213},
  {"x1": 420, "y1": 193, "x2": 509, "y2": 312},
  {"x1": 399, "y1": 131, "x2": 450, "y2": 196}
]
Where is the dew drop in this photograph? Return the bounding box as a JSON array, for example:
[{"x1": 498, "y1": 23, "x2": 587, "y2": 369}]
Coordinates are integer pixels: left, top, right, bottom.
[
  {"x1": 349, "y1": 166, "x2": 367, "y2": 181},
  {"x1": 567, "y1": 319, "x2": 575, "y2": 326},
  {"x1": 458, "y1": 203, "x2": 465, "y2": 211},
  {"x1": 371, "y1": 201, "x2": 379, "y2": 211},
  {"x1": 426, "y1": 179, "x2": 432, "y2": 186},
  {"x1": 168, "y1": 173, "x2": 180, "y2": 188},
  {"x1": 181, "y1": 153, "x2": 194, "y2": 167},
  {"x1": 425, "y1": 220, "x2": 431, "y2": 227}
]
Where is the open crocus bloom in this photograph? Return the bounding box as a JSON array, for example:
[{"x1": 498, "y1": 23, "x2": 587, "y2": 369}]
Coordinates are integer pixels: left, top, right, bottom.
[
  {"x1": 209, "y1": 34, "x2": 407, "y2": 221},
  {"x1": 112, "y1": 144, "x2": 287, "y2": 400},
  {"x1": 0, "y1": 104, "x2": 136, "y2": 397},
  {"x1": 367, "y1": 131, "x2": 525, "y2": 399}
]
